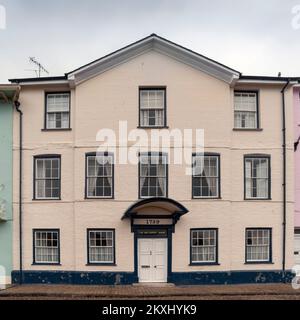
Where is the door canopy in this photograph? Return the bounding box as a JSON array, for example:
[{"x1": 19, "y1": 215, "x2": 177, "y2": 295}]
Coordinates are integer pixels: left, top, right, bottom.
[{"x1": 122, "y1": 197, "x2": 189, "y2": 224}]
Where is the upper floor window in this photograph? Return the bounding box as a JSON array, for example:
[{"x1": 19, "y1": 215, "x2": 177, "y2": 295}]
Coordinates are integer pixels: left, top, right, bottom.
[
  {"x1": 34, "y1": 156, "x2": 61, "y2": 200},
  {"x1": 139, "y1": 153, "x2": 168, "y2": 198},
  {"x1": 192, "y1": 154, "x2": 220, "y2": 198},
  {"x1": 45, "y1": 92, "x2": 70, "y2": 130},
  {"x1": 33, "y1": 229, "x2": 60, "y2": 265},
  {"x1": 86, "y1": 153, "x2": 114, "y2": 199},
  {"x1": 234, "y1": 91, "x2": 258, "y2": 129},
  {"x1": 244, "y1": 156, "x2": 270, "y2": 200},
  {"x1": 139, "y1": 88, "x2": 166, "y2": 127},
  {"x1": 246, "y1": 228, "x2": 272, "y2": 263}
]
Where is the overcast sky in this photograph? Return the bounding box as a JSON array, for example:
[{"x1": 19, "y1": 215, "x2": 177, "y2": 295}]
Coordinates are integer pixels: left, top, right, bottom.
[{"x1": 0, "y1": 0, "x2": 300, "y2": 83}]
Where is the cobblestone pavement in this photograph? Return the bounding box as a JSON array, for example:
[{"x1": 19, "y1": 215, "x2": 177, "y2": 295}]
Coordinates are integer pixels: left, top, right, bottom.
[{"x1": 0, "y1": 283, "x2": 300, "y2": 300}]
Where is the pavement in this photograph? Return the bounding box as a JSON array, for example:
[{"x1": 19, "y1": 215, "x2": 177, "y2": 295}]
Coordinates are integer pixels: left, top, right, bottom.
[{"x1": 1, "y1": 283, "x2": 300, "y2": 300}]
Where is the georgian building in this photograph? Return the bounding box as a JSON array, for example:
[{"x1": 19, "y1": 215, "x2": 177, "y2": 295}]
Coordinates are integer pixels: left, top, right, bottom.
[{"x1": 9, "y1": 34, "x2": 299, "y2": 285}]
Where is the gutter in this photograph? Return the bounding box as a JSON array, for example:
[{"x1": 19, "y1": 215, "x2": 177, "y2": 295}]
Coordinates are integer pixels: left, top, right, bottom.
[
  {"x1": 281, "y1": 80, "x2": 290, "y2": 272},
  {"x1": 14, "y1": 100, "x2": 23, "y2": 284}
]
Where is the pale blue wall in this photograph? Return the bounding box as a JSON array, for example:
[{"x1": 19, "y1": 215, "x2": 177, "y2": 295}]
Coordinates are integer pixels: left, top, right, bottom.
[{"x1": 0, "y1": 102, "x2": 13, "y2": 280}]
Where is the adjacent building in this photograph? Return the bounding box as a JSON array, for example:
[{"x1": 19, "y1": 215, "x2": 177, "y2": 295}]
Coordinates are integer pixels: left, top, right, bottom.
[
  {"x1": 9, "y1": 34, "x2": 298, "y2": 285},
  {"x1": 0, "y1": 85, "x2": 19, "y2": 285}
]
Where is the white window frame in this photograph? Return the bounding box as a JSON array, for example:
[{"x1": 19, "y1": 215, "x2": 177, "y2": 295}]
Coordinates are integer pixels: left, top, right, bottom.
[
  {"x1": 34, "y1": 157, "x2": 61, "y2": 200},
  {"x1": 192, "y1": 154, "x2": 220, "y2": 198},
  {"x1": 234, "y1": 91, "x2": 258, "y2": 129},
  {"x1": 88, "y1": 230, "x2": 115, "y2": 264},
  {"x1": 246, "y1": 228, "x2": 271, "y2": 263},
  {"x1": 86, "y1": 154, "x2": 114, "y2": 199},
  {"x1": 139, "y1": 153, "x2": 168, "y2": 199},
  {"x1": 46, "y1": 92, "x2": 70, "y2": 130},
  {"x1": 139, "y1": 89, "x2": 166, "y2": 127},
  {"x1": 245, "y1": 156, "x2": 270, "y2": 200},
  {"x1": 191, "y1": 229, "x2": 217, "y2": 264},
  {"x1": 33, "y1": 230, "x2": 60, "y2": 264}
]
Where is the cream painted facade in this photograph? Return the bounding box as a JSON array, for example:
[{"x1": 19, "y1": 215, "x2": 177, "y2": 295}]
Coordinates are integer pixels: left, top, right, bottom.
[{"x1": 10, "y1": 35, "x2": 296, "y2": 284}]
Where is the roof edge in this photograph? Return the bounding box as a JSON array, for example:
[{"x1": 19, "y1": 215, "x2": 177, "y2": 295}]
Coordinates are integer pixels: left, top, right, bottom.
[
  {"x1": 9, "y1": 75, "x2": 68, "y2": 84},
  {"x1": 240, "y1": 75, "x2": 300, "y2": 82}
]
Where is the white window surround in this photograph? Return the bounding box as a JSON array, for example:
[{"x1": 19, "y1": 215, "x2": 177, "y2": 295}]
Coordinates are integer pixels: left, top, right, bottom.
[
  {"x1": 245, "y1": 157, "x2": 270, "y2": 200},
  {"x1": 88, "y1": 230, "x2": 115, "y2": 264},
  {"x1": 46, "y1": 93, "x2": 70, "y2": 129},
  {"x1": 34, "y1": 157, "x2": 60, "y2": 200},
  {"x1": 191, "y1": 229, "x2": 217, "y2": 264},
  {"x1": 140, "y1": 89, "x2": 166, "y2": 127},
  {"x1": 34, "y1": 230, "x2": 59, "y2": 264},
  {"x1": 192, "y1": 155, "x2": 220, "y2": 198},
  {"x1": 139, "y1": 153, "x2": 168, "y2": 198},
  {"x1": 246, "y1": 229, "x2": 271, "y2": 263},
  {"x1": 234, "y1": 91, "x2": 258, "y2": 129},
  {"x1": 86, "y1": 154, "x2": 113, "y2": 199}
]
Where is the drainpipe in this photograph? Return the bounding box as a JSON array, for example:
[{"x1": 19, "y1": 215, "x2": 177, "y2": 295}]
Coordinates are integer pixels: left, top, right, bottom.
[
  {"x1": 281, "y1": 80, "x2": 290, "y2": 272},
  {"x1": 15, "y1": 100, "x2": 23, "y2": 284}
]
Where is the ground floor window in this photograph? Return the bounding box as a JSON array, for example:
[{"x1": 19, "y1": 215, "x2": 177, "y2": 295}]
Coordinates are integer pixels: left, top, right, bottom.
[
  {"x1": 246, "y1": 228, "x2": 271, "y2": 263},
  {"x1": 190, "y1": 229, "x2": 218, "y2": 264},
  {"x1": 33, "y1": 229, "x2": 60, "y2": 264},
  {"x1": 87, "y1": 229, "x2": 115, "y2": 264}
]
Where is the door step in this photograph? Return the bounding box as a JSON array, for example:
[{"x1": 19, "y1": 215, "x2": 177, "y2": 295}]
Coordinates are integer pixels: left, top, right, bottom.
[{"x1": 133, "y1": 283, "x2": 175, "y2": 287}]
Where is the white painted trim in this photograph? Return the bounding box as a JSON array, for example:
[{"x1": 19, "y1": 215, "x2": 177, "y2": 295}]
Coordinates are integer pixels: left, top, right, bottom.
[
  {"x1": 67, "y1": 35, "x2": 240, "y2": 85},
  {"x1": 237, "y1": 80, "x2": 298, "y2": 85},
  {"x1": 15, "y1": 80, "x2": 69, "y2": 86}
]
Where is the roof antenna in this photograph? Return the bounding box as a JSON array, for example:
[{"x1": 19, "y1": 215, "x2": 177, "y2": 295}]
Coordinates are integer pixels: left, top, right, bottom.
[
  {"x1": 28, "y1": 57, "x2": 49, "y2": 77},
  {"x1": 278, "y1": 72, "x2": 282, "y2": 77}
]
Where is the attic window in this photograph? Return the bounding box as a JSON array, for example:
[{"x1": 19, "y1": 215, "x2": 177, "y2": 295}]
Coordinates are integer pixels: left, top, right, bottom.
[
  {"x1": 45, "y1": 92, "x2": 70, "y2": 130},
  {"x1": 234, "y1": 91, "x2": 258, "y2": 129},
  {"x1": 139, "y1": 88, "x2": 166, "y2": 128}
]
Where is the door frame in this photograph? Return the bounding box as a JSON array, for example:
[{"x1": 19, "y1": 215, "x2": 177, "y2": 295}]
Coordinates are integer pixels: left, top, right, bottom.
[{"x1": 133, "y1": 225, "x2": 173, "y2": 283}]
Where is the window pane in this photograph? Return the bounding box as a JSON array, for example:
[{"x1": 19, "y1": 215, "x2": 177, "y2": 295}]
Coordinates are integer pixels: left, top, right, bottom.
[
  {"x1": 86, "y1": 155, "x2": 113, "y2": 198},
  {"x1": 141, "y1": 110, "x2": 164, "y2": 127},
  {"x1": 34, "y1": 231, "x2": 59, "y2": 264},
  {"x1": 47, "y1": 94, "x2": 70, "y2": 112},
  {"x1": 140, "y1": 154, "x2": 167, "y2": 198},
  {"x1": 88, "y1": 230, "x2": 114, "y2": 263},
  {"x1": 192, "y1": 155, "x2": 219, "y2": 198},
  {"x1": 35, "y1": 158, "x2": 60, "y2": 199},
  {"x1": 46, "y1": 113, "x2": 56, "y2": 129},
  {"x1": 245, "y1": 157, "x2": 269, "y2": 199},
  {"x1": 61, "y1": 112, "x2": 70, "y2": 128},
  {"x1": 191, "y1": 229, "x2": 217, "y2": 263},
  {"x1": 140, "y1": 89, "x2": 165, "y2": 127},
  {"x1": 46, "y1": 93, "x2": 70, "y2": 129},
  {"x1": 36, "y1": 160, "x2": 45, "y2": 178},
  {"x1": 246, "y1": 229, "x2": 270, "y2": 262},
  {"x1": 140, "y1": 90, "x2": 164, "y2": 109},
  {"x1": 234, "y1": 92, "x2": 257, "y2": 129}
]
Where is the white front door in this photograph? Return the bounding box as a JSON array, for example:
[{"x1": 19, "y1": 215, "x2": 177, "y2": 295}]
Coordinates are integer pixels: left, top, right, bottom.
[
  {"x1": 138, "y1": 238, "x2": 168, "y2": 283},
  {"x1": 295, "y1": 231, "x2": 300, "y2": 265}
]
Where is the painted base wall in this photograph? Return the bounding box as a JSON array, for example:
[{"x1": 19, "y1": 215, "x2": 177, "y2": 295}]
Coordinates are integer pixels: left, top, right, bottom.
[
  {"x1": 170, "y1": 270, "x2": 293, "y2": 285},
  {"x1": 12, "y1": 270, "x2": 293, "y2": 286},
  {"x1": 12, "y1": 271, "x2": 138, "y2": 285}
]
